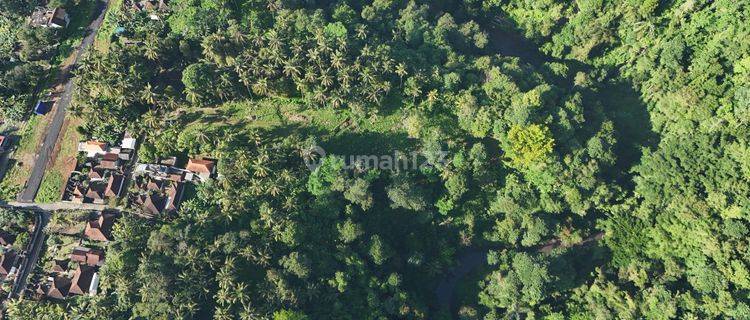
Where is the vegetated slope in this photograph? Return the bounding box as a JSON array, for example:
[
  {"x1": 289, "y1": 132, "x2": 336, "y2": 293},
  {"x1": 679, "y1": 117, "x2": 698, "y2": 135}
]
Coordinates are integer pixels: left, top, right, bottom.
[
  {"x1": 5, "y1": 0, "x2": 749, "y2": 319},
  {"x1": 467, "y1": 0, "x2": 750, "y2": 318}
]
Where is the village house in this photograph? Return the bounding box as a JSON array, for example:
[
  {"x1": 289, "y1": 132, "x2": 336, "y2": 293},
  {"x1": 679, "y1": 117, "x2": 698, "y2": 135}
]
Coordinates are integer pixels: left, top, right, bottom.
[
  {"x1": 0, "y1": 231, "x2": 15, "y2": 247},
  {"x1": 186, "y1": 158, "x2": 216, "y2": 181},
  {"x1": 129, "y1": 157, "x2": 215, "y2": 217},
  {"x1": 132, "y1": 177, "x2": 184, "y2": 217},
  {"x1": 70, "y1": 247, "x2": 105, "y2": 267},
  {"x1": 30, "y1": 7, "x2": 70, "y2": 28},
  {"x1": 46, "y1": 276, "x2": 72, "y2": 300},
  {"x1": 66, "y1": 133, "x2": 136, "y2": 203},
  {"x1": 135, "y1": 157, "x2": 217, "y2": 182},
  {"x1": 97, "y1": 152, "x2": 121, "y2": 170},
  {"x1": 129, "y1": 0, "x2": 168, "y2": 20},
  {"x1": 77, "y1": 141, "x2": 109, "y2": 158},
  {"x1": 69, "y1": 265, "x2": 99, "y2": 296},
  {"x1": 83, "y1": 212, "x2": 116, "y2": 242},
  {"x1": 0, "y1": 250, "x2": 17, "y2": 281},
  {"x1": 85, "y1": 185, "x2": 106, "y2": 204},
  {"x1": 51, "y1": 259, "x2": 69, "y2": 274}
]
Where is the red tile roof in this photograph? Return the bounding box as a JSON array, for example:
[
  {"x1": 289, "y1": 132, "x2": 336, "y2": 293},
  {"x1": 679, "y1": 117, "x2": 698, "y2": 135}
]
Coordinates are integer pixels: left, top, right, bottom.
[
  {"x1": 83, "y1": 213, "x2": 115, "y2": 242},
  {"x1": 47, "y1": 276, "x2": 72, "y2": 300},
  {"x1": 186, "y1": 158, "x2": 215, "y2": 175},
  {"x1": 69, "y1": 265, "x2": 95, "y2": 296}
]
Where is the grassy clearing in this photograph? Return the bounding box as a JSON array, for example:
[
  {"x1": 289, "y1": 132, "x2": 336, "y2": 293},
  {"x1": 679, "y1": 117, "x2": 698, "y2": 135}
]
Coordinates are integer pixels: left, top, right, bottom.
[
  {"x1": 36, "y1": 116, "x2": 82, "y2": 203},
  {"x1": 47, "y1": 210, "x2": 89, "y2": 235},
  {"x1": 15, "y1": 115, "x2": 44, "y2": 155},
  {"x1": 0, "y1": 115, "x2": 46, "y2": 200},
  {"x1": 185, "y1": 98, "x2": 415, "y2": 156},
  {"x1": 45, "y1": 234, "x2": 80, "y2": 262},
  {"x1": 36, "y1": 170, "x2": 63, "y2": 203}
]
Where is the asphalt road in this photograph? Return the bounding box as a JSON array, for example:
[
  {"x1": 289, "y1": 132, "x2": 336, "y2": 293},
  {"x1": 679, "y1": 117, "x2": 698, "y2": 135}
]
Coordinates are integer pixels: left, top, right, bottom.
[
  {"x1": 18, "y1": 0, "x2": 110, "y2": 202},
  {"x1": 7, "y1": 209, "x2": 49, "y2": 299}
]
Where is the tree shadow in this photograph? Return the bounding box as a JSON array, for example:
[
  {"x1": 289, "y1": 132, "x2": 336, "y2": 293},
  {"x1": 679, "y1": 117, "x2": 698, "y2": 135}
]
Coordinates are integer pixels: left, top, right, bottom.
[
  {"x1": 478, "y1": 9, "x2": 658, "y2": 189},
  {"x1": 548, "y1": 242, "x2": 610, "y2": 293},
  {"x1": 598, "y1": 79, "x2": 659, "y2": 187}
]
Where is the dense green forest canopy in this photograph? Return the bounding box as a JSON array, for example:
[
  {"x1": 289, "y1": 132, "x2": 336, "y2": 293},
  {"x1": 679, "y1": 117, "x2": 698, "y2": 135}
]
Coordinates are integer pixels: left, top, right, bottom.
[{"x1": 4, "y1": 0, "x2": 750, "y2": 319}]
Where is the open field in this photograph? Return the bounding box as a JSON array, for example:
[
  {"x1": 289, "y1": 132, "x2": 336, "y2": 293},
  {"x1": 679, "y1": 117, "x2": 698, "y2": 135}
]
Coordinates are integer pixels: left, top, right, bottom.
[
  {"x1": 181, "y1": 98, "x2": 415, "y2": 156},
  {"x1": 0, "y1": 116, "x2": 46, "y2": 201},
  {"x1": 36, "y1": 116, "x2": 82, "y2": 203}
]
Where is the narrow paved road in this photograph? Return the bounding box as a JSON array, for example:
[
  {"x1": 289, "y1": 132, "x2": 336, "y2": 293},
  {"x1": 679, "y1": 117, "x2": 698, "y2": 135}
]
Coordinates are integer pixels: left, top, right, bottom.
[
  {"x1": 18, "y1": 0, "x2": 110, "y2": 202},
  {"x1": 0, "y1": 200, "x2": 115, "y2": 302},
  {"x1": 7, "y1": 210, "x2": 49, "y2": 299},
  {"x1": 7, "y1": 201, "x2": 106, "y2": 211}
]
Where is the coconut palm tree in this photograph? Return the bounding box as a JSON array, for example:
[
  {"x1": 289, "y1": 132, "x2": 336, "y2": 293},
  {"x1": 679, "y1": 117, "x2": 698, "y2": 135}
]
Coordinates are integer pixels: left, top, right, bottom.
[
  {"x1": 252, "y1": 78, "x2": 270, "y2": 96},
  {"x1": 331, "y1": 51, "x2": 345, "y2": 70},
  {"x1": 356, "y1": 24, "x2": 368, "y2": 40},
  {"x1": 319, "y1": 70, "x2": 333, "y2": 88},
  {"x1": 143, "y1": 36, "x2": 160, "y2": 61},
  {"x1": 395, "y1": 63, "x2": 408, "y2": 86},
  {"x1": 141, "y1": 83, "x2": 158, "y2": 105},
  {"x1": 183, "y1": 89, "x2": 198, "y2": 104},
  {"x1": 142, "y1": 110, "x2": 160, "y2": 131},
  {"x1": 252, "y1": 157, "x2": 270, "y2": 178},
  {"x1": 283, "y1": 62, "x2": 301, "y2": 78}
]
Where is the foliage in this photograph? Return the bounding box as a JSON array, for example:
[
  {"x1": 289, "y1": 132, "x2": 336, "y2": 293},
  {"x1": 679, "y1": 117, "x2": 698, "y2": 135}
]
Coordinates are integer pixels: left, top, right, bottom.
[{"x1": 12, "y1": 0, "x2": 750, "y2": 319}]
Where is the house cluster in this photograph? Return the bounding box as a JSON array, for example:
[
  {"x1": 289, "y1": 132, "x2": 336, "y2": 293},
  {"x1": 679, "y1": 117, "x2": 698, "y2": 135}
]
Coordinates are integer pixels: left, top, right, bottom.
[
  {"x1": 126, "y1": 0, "x2": 168, "y2": 20},
  {"x1": 0, "y1": 214, "x2": 33, "y2": 295},
  {"x1": 63, "y1": 133, "x2": 137, "y2": 204},
  {"x1": 29, "y1": 7, "x2": 69, "y2": 28},
  {"x1": 130, "y1": 157, "x2": 216, "y2": 218},
  {"x1": 36, "y1": 212, "x2": 116, "y2": 300}
]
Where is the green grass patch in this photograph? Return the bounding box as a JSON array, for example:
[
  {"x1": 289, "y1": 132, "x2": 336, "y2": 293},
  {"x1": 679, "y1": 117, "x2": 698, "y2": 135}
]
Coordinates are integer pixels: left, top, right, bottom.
[
  {"x1": 15, "y1": 115, "x2": 42, "y2": 155},
  {"x1": 0, "y1": 179, "x2": 21, "y2": 201},
  {"x1": 47, "y1": 210, "x2": 89, "y2": 235},
  {"x1": 36, "y1": 170, "x2": 63, "y2": 203},
  {"x1": 94, "y1": 0, "x2": 124, "y2": 51},
  {"x1": 0, "y1": 115, "x2": 45, "y2": 201},
  {"x1": 185, "y1": 98, "x2": 416, "y2": 156}
]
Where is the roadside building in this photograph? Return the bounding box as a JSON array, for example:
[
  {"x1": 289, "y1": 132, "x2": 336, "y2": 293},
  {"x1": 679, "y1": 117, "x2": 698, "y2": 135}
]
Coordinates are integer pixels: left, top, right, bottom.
[
  {"x1": 0, "y1": 250, "x2": 17, "y2": 280},
  {"x1": 78, "y1": 141, "x2": 109, "y2": 158},
  {"x1": 30, "y1": 7, "x2": 69, "y2": 28},
  {"x1": 46, "y1": 276, "x2": 72, "y2": 300}
]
